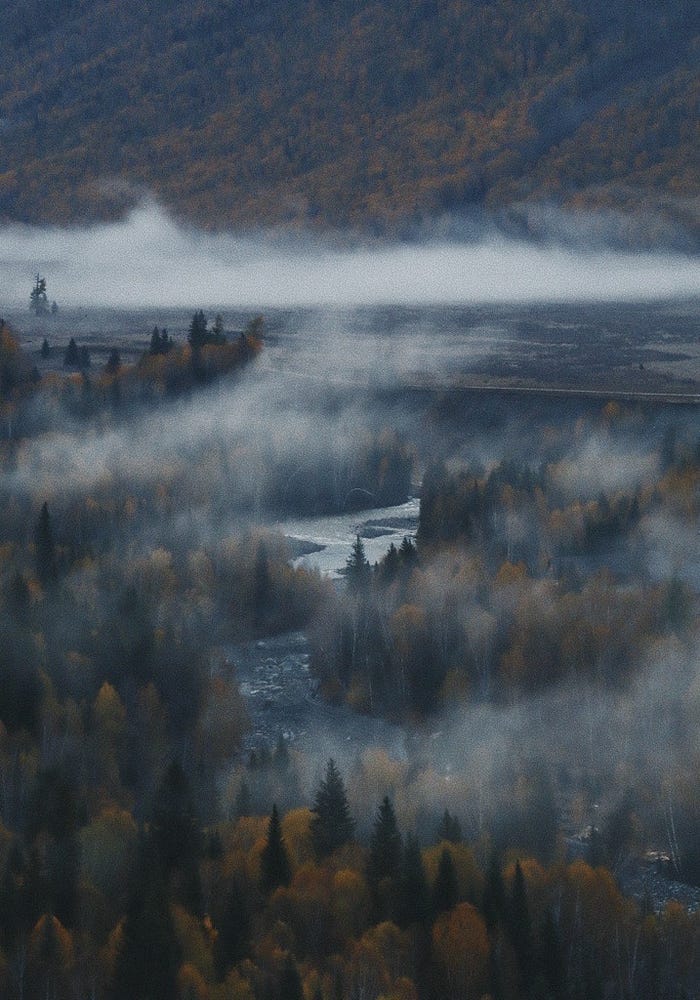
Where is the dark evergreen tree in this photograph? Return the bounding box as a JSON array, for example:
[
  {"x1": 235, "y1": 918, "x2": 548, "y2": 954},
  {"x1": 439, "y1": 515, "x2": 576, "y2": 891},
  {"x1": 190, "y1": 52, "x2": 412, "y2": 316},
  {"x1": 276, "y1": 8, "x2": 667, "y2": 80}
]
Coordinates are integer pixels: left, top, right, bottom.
[
  {"x1": 188, "y1": 310, "x2": 208, "y2": 350},
  {"x1": 63, "y1": 337, "x2": 79, "y2": 367},
  {"x1": 35, "y1": 501, "x2": 57, "y2": 587},
  {"x1": 260, "y1": 804, "x2": 290, "y2": 893},
  {"x1": 310, "y1": 758, "x2": 355, "y2": 859},
  {"x1": 379, "y1": 541, "x2": 400, "y2": 583},
  {"x1": 367, "y1": 796, "x2": 402, "y2": 884},
  {"x1": 345, "y1": 535, "x2": 371, "y2": 593},
  {"x1": 29, "y1": 274, "x2": 49, "y2": 315},
  {"x1": 367, "y1": 796, "x2": 402, "y2": 920},
  {"x1": 40, "y1": 337, "x2": 50, "y2": 358},
  {"x1": 398, "y1": 535, "x2": 418, "y2": 568},
  {"x1": 396, "y1": 833, "x2": 430, "y2": 927},
  {"x1": 436, "y1": 808, "x2": 462, "y2": 844},
  {"x1": 432, "y1": 845, "x2": 459, "y2": 916}
]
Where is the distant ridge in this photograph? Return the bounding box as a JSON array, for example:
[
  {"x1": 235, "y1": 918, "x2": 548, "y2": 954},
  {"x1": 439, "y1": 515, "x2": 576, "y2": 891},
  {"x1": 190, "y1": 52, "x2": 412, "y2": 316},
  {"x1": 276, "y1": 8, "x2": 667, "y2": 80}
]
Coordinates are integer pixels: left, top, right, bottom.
[{"x1": 0, "y1": 0, "x2": 697, "y2": 246}]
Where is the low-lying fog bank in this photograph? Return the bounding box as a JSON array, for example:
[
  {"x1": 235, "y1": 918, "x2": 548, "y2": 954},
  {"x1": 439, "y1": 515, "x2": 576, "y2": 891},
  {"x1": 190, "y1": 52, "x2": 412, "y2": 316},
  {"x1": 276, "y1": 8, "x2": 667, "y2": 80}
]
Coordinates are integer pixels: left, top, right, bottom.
[{"x1": 0, "y1": 201, "x2": 698, "y2": 309}]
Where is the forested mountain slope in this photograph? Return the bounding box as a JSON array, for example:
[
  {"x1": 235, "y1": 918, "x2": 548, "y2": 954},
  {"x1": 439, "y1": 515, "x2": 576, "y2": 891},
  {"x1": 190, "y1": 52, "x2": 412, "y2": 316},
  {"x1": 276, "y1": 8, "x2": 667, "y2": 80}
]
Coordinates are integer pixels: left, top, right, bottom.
[{"x1": 0, "y1": 0, "x2": 697, "y2": 242}]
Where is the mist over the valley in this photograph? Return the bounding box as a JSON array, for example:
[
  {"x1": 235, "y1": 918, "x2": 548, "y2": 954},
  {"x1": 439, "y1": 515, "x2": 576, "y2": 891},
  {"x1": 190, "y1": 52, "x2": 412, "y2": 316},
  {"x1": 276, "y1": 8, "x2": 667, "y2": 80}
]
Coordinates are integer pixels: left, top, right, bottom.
[
  {"x1": 0, "y1": 201, "x2": 698, "y2": 310},
  {"x1": 0, "y1": 197, "x2": 699, "y2": 998}
]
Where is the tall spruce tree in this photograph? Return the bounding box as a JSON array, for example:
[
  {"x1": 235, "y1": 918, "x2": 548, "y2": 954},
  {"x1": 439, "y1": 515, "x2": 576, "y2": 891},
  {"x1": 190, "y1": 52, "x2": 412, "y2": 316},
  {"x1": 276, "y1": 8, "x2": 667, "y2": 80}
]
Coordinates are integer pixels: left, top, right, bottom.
[
  {"x1": 260, "y1": 804, "x2": 290, "y2": 893},
  {"x1": 432, "y1": 845, "x2": 459, "y2": 916},
  {"x1": 310, "y1": 759, "x2": 355, "y2": 859},
  {"x1": 367, "y1": 796, "x2": 402, "y2": 921},
  {"x1": 345, "y1": 535, "x2": 371, "y2": 593}
]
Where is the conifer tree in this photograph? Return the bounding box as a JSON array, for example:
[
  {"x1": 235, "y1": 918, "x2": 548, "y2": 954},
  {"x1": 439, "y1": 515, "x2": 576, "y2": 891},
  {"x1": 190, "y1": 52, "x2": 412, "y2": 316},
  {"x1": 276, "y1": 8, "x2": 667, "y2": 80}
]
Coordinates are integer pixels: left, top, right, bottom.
[
  {"x1": 367, "y1": 796, "x2": 402, "y2": 920},
  {"x1": 29, "y1": 275, "x2": 48, "y2": 315},
  {"x1": 345, "y1": 535, "x2": 371, "y2": 593},
  {"x1": 310, "y1": 758, "x2": 355, "y2": 859},
  {"x1": 260, "y1": 804, "x2": 290, "y2": 893},
  {"x1": 396, "y1": 833, "x2": 430, "y2": 927},
  {"x1": 432, "y1": 845, "x2": 459, "y2": 916},
  {"x1": 367, "y1": 796, "x2": 402, "y2": 884},
  {"x1": 188, "y1": 310, "x2": 208, "y2": 349}
]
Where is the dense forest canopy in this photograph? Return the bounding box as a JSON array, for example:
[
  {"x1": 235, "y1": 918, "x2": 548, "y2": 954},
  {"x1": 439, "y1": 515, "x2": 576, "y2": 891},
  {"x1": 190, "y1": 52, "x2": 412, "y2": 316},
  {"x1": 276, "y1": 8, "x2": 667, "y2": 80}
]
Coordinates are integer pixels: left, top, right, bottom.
[
  {"x1": 0, "y1": 309, "x2": 698, "y2": 995},
  {"x1": 0, "y1": 0, "x2": 697, "y2": 242}
]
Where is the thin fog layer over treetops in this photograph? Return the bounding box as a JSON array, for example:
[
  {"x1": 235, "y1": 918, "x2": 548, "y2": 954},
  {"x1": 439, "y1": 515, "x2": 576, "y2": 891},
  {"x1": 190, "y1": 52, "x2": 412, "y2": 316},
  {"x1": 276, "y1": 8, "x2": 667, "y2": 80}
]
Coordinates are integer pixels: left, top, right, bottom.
[{"x1": 0, "y1": 291, "x2": 698, "y2": 998}]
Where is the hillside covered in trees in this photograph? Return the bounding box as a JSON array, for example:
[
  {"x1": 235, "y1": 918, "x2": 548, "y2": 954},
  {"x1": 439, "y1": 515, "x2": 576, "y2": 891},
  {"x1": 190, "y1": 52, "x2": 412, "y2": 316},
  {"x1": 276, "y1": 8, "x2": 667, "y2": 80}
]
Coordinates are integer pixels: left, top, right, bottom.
[{"x1": 0, "y1": 0, "x2": 697, "y2": 243}]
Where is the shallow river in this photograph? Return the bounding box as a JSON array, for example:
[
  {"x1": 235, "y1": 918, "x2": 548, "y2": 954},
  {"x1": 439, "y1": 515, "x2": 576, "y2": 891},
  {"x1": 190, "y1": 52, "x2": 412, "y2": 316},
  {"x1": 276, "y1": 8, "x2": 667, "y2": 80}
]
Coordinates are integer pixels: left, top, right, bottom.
[
  {"x1": 275, "y1": 496, "x2": 420, "y2": 577},
  {"x1": 226, "y1": 497, "x2": 420, "y2": 756}
]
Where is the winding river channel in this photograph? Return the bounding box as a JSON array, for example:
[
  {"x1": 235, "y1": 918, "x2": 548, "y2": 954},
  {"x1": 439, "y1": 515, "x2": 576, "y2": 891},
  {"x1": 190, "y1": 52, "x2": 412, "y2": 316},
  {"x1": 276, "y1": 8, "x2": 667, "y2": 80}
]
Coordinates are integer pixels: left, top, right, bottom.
[{"x1": 225, "y1": 498, "x2": 420, "y2": 757}]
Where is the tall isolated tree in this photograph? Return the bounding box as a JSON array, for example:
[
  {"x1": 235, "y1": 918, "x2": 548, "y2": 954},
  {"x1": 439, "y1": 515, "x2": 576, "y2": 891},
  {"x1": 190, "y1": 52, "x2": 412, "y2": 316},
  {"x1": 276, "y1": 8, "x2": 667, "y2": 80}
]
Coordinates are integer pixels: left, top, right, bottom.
[
  {"x1": 310, "y1": 758, "x2": 355, "y2": 859},
  {"x1": 29, "y1": 275, "x2": 49, "y2": 315},
  {"x1": 260, "y1": 804, "x2": 291, "y2": 893}
]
